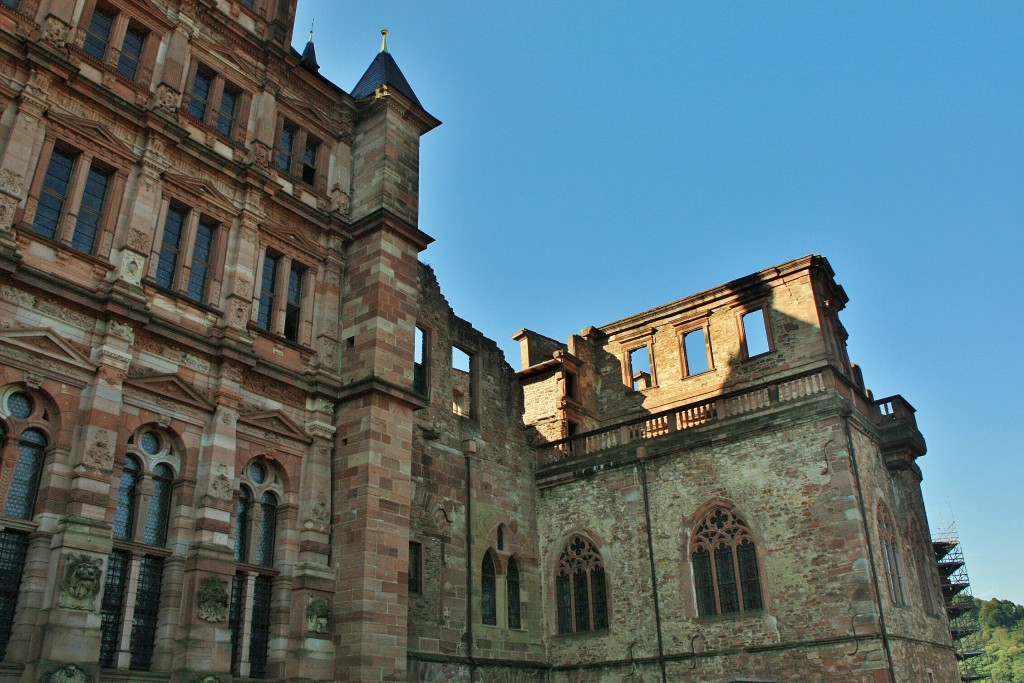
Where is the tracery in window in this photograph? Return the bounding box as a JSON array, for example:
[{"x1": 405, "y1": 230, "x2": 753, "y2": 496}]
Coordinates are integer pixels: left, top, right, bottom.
[
  {"x1": 554, "y1": 534, "x2": 608, "y2": 634},
  {"x1": 690, "y1": 506, "x2": 763, "y2": 617}
]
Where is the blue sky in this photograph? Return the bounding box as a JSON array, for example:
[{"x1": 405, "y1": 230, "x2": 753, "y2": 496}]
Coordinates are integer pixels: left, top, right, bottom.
[{"x1": 293, "y1": 2, "x2": 1024, "y2": 604}]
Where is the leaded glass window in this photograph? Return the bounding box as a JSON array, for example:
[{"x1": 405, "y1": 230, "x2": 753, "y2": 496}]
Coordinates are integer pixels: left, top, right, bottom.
[
  {"x1": 143, "y1": 464, "x2": 173, "y2": 546},
  {"x1": 99, "y1": 549, "x2": 129, "y2": 668},
  {"x1": 507, "y1": 557, "x2": 521, "y2": 629},
  {"x1": 0, "y1": 530, "x2": 29, "y2": 661},
  {"x1": 554, "y1": 535, "x2": 608, "y2": 634},
  {"x1": 249, "y1": 575, "x2": 272, "y2": 678},
  {"x1": 690, "y1": 506, "x2": 763, "y2": 617},
  {"x1": 5, "y1": 392, "x2": 32, "y2": 419},
  {"x1": 5, "y1": 428, "x2": 46, "y2": 519},
  {"x1": 113, "y1": 457, "x2": 141, "y2": 541},
  {"x1": 33, "y1": 149, "x2": 75, "y2": 240},
  {"x1": 255, "y1": 492, "x2": 277, "y2": 568},
  {"x1": 156, "y1": 206, "x2": 185, "y2": 289},
  {"x1": 481, "y1": 552, "x2": 496, "y2": 626},
  {"x1": 186, "y1": 219, "x2": 215, "y2": 303},
  {"x1": 234, "y1": 487, "x2": 252, "y2": 563}
]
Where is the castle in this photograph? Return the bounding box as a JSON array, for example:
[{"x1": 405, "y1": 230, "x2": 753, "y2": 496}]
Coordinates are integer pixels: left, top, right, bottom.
[{"x1": 0, "y1": 1, "x2": 959, "y2": 681}]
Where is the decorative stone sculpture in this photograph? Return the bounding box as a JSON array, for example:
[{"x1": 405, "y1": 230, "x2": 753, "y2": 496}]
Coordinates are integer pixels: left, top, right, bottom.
[
  {"x1": 197, "y1": 576, "x2": 228, "y2": 622},
  {"x1": 59, "y1": 555, "x2": 103, "y2": 610},
  {"x1": 46, "y1": 664, "x2": 91, "y2": 683},
  {"x1": 307, "y1": 596, "x2": 329, "y2": 634}
]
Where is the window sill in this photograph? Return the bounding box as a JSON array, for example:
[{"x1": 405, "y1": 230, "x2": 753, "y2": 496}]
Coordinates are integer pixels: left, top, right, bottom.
[
  {"x1": 145, "y1": 281, "x2": 222, "y2": 316},
  {"x1": 553, "y1": 627, "x2": 609, "y2": 639},
  {"x1": 694, "y1": 608, "x2": 764, "y2": 623},
  {"x1": 682, "y1": 368, "x2": 716, "y2": 379},
  {"x1": 13, "y1": 225, "x2": 114, "y2": 271},
  {"x1": 69, "y1": 45, "x2": 152, "y2": 92},
  {"x1": 180, "y1": 112, "x2": 244, "y2": 150},
  {"x1": 247, "y1": 325, "x2": 315, "y2": 355}
]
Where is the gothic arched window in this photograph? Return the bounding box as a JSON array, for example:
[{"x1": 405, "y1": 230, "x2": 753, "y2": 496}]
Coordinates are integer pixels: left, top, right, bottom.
[
  {"x1": 878, "y1": 505, "x2": 906, "y2": 606},
  {"x1": 507, "y1": 556, "x2": 521, "y2": 629},
  {"x1": 481, "y1": 551, "x2": 497, "y2": 626},
  {"x1": 554, "y1": 534, "x2": 608, "y2": 634},
  {"x1": 234, "y1": 486, "x2": 252, "y2": 563},
  {"x1": 255, "y1": 491, "x2": 277, "y2": 568},
  {"x1": 691, "y1": 506, "x2": 763, "y2": 617},
  {"x1": 101, "y1": 429, "x2": 179, "y2": 671}
]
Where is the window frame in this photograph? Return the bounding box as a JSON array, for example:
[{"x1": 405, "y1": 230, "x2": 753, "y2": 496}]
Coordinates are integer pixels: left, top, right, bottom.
[
  {"x1": 878, "y1": 505, "x2": 907, "y2": 607},
  {"x1": 677, "y1": 320, "x2": 714, "y2": 378},
  {"x1": 689, "y1": 505, "x2": 765, "y2": 619},
  {"x1": 76, "y1": 1, "x2": 160, "y2": 86},
  {"x1": 25, "y1": 140, "x2": 126, "y2": 260},
  {"x1": 149, "y1": 198, "x2": 226, "y2": 309},
  {"x1": 622, "y1": 335, "x2": 657, "y2": 391},
  {"x1": 553, "y1": 534, "x2": 610, "y2": 635},
  {"x1": 737, "y1": 303, "x2": 775, "y2": 360},
  {"x1": 274, "y1": 117, "x2": 326, "y2": 190},
  {"x1": 251, "y1": 245, "x2": 315, "y2": 346},
  {"x1": 184, "y1": 60, "x2": 250, "y2": 142}
]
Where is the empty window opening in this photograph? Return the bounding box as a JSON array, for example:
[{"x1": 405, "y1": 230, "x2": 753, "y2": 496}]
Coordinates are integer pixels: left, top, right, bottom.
[
  {"x1": 628, "y1": 346, "x2": 652, "y2": 390},
  {"x1": 742, "y1": 309, "x2": 771, "y2": 357},
  {"x1": 564, "y1": 371, "x2": 577, "y2": 399},
  {"x1": 452, "y1": 347, "x2": 473, "y2": 417},
  {"x1": 683, "y1": 328, "x2": 710, "y2": 375},
  {"x1": 413, "y1": 327, "x2": 427, "y2": 395}
]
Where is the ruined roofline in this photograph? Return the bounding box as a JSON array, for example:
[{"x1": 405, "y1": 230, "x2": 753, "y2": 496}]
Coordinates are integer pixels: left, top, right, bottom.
[{"x1": 596, "y1": 254, "x2": 842, "y2": 337}]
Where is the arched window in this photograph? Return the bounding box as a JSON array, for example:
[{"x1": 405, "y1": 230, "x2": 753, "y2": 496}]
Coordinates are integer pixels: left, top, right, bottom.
[
  {"x1": 497, "y1": 524, "x2": 505, "y2": 551},
  {"x1": 878, "y1": 505, "x2": 905, "y2": 606},
  {"x1": 230, "y1": 459, "x2": 284, "y2": 679},
  {"x1": 690, "y1": 506, "x2": 763, "y2": 617},
  {"x1": 507, "y1": 556, "x2": 521, "y2": 629},
  {"x1": 0, "y1": 387, "x2": 52, "y2": 662},
  {"x1": 481, "y1": 551, "x2": 497, "y2": 626},
  {"x1": 112, "y1": 457, "x2": 141, "y2": 541},
  {"x1": 101, "y1": 429, "x2": 179, "y2": 671},
  {"x1": 255, "y1": 491, "x2": 277, "y2": 567},
  {"x1": 554, "y1": 534, "x2": 608, "y2": 634}
]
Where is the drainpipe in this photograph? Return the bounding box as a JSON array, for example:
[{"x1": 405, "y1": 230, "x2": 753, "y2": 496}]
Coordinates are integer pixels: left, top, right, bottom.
[
  {"x1": 842, "y1": 412, "x2": 898, "y2": 682},
  {"x1": 462, "y1": 438, "x2": 478, "y2": 682},
  {"x1": 637, "y1": 446, "x2": 668, "y2": 683}
]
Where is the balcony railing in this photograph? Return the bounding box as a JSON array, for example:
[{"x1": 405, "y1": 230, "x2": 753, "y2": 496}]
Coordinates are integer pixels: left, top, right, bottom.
[{"x1": 537, "y1": 367, "x2": 913, "y2": 466}]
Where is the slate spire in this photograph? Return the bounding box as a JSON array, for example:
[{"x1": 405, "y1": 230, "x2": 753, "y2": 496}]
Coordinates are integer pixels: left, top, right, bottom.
[
  {"x1": 351, "y1": 29, "x2": 423, "y2": 108},
  {"x1": 300, "y1": 23, "x2": 319, "y2": 72}
]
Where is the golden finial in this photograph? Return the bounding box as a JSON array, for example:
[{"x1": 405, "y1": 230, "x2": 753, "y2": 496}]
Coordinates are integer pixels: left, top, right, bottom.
[
  {"x1": 380, "y1": 28, "x2": 389, "y2": 53},
  {"x1": 309, "y1": 19, "x2": 314, "y2": 43}
]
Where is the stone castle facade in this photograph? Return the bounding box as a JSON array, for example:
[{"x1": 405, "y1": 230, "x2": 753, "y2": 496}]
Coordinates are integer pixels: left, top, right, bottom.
[{"x1": 0, "y1": 1, "x2": 959, "y2": 681}]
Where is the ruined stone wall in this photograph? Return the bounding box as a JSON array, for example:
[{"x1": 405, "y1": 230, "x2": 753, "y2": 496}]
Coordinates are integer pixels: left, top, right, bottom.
[{"x1": 408, "y1": 265, "x2": 547, "y2": 676}]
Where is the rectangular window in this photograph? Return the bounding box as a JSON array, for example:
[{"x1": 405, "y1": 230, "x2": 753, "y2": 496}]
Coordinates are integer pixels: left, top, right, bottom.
[
  {"x1": 682, "y1": 327, "x2": 711, "y2": 376},
  {"x1": 283, "y1": 264, "x2": 304, "y2": 341},
  {"x1": 0, "y1": 530, "x2": 28, "y2": 661},
  {"x1": 155, "y1": 205, "x2": 185, "y2": 288},
  {"x1": 741, "y1": 308, "x2": 771, "y2": 358},
  {"x1": 188, "y1": 67, "x2": 213, "y2": 121},
  {"x1": 408, "y1": 541, "x2": 422, "y2": 594},
  {"x1": 116, "y1": 24, "x2": 146, "y2": 79},
  {"x1": 83, "y1": 5, "x2": 114, "y2": 61},
  {"x1": 128, "y1": 556, "x2": 163, "y2": 670},
  {"x1": 257, "y1": 253, "x2": 279, "y2": 331},
  {"x1": 99, "y1": 549, "x2": 130, "y2": 668},
  {"x1": 228, "y1": 574, "x2": 245, "y2": 675},
  {"x1": 186, "y1": 219, "x2": 216, "y2": 302},
  {"x1": 301, "y1": 139, "x2": 319, "y2": 184},
  {"x1": 628, "y1": 345, "x2": 653, "y2": 390},
  {"x1": 248, "y1": 575, "x2": 272, "y2": 678},
  {"x1": 33, "y1": 148, "x2": 75, "y2": 240},
  {"x1": 413, "y1": 326, "x2": 427, "y2": 395},
  {"x1": 452, "y1": 347, "x2": 473, "y2": 417},
  {"x1": 216, "y1": 86, "x2": 239, "y2": 137},
  {"x1": 1, "y1": 0, "x2": 22, "y2": 11},
  {"x1": 277, "y1": 124, "x2": 296, "y2": 172},
  {"x1": 564, "y1": 371, "x2": 577, "y2": 399},
  {"x1": 70, "y1": 165, "x2": 111, "y2": 254}
]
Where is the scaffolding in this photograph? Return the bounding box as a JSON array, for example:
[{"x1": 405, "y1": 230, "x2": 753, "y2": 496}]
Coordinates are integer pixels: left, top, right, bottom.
[{"x1": 932, "y1": 524, "x2": 987, "y2": 681}]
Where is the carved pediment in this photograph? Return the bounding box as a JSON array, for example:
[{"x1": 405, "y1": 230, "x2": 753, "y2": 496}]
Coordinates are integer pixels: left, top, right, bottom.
[
  {"x1": 261, "y1": 221, "x2": 321, "y2": 260},
  {"x1": 0, "y1": 327, "x2": 96, "y2": 371},
  {"x1": 46, "y1": 110, "x2": 136, "y2": 158},
  {"x1": 125, "y1": 374, "x2": 214, "y2": 412},
  {"x1": 162, "y1": 172, "x2": 237, "y2": 214},
  {"x1": 238, "y1": 409, "x2": 311, "y2": 443}
]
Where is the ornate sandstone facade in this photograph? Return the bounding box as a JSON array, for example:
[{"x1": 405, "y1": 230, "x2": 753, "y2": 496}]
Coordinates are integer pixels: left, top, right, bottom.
[{"x1": 0, "y1": 1, "x2": 958, "y2": 682}]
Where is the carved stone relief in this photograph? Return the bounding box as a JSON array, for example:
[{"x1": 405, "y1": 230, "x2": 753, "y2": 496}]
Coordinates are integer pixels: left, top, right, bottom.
[
  {"x1": 208, "y1": 463, "x2": 233, "y2": 501},
  {"x1": 45, "y1": 664, "x2": 92, "y2": 683},
  {"x1": 307, "y1": 596, "x2": 329, "y2": 634},
  {"x1": 126, "y1": 228, "x2": 149, "y2": 253},
  {"x1": 118, "y1": 250, "x2": 145, "y2": 286},
  {"x1": 0, "y1": 169, "x2": 24, "y2": 197},
  {"x1": 197, "y1": 576, "x2": 228, "y2": 622},
  {"x1": 59, "y1": 555, "x2": 103, "y2": 610},
  {"x1": 81, "y1": 429, "x2": 114, "y2": 471}
]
